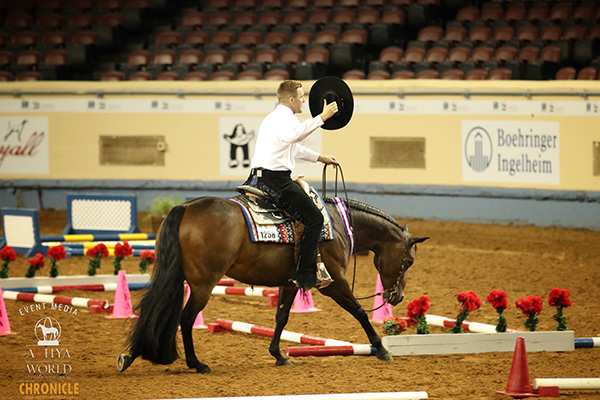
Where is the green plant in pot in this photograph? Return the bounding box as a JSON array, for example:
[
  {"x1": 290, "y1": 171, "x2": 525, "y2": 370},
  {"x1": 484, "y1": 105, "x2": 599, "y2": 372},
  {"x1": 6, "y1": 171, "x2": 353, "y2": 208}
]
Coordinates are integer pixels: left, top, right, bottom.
[{"x1": 147, "y1": 196, "x2": 183, "y2": 233}]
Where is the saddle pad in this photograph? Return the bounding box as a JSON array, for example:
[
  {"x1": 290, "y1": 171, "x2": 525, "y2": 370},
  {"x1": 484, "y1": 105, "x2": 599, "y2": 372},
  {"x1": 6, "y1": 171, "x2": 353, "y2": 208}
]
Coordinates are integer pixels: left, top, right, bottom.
[{"x1": 231, "y1": 190, "x2": 334, "y2": 244}]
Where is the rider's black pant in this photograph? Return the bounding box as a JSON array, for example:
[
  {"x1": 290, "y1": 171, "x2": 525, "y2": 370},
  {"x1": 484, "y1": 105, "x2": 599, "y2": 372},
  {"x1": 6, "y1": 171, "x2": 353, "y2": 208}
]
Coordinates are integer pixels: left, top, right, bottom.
[{"x1": 254, "y1": 169, "x2": 323, "y2": 280}]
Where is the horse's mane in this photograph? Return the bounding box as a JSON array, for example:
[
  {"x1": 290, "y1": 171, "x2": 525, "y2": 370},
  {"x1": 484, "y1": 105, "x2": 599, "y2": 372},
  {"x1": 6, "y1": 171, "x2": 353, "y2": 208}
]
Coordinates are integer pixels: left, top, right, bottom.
[{"x1": 324, "y1": 197, "x2": 404, "y2": 231}]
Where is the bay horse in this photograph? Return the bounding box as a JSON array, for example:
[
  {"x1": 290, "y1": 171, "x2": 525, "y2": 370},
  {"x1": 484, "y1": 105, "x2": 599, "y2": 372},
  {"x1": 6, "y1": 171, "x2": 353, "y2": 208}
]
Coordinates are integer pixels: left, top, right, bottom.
[{"x1": 117, "y1": 195, "x2": 428, "y2": 374}]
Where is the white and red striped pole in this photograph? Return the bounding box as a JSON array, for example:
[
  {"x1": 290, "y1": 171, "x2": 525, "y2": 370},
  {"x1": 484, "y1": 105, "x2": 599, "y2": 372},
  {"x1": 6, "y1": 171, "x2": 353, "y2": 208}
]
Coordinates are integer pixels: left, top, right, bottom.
[
  {"x1": 426, "y1": 314, "x2": 525, "y2": 333},
  {"x1": 211, "y1": 319, "x2": 351, "y2": 346},
  {"x1": 3, "y1": 290, "x2": 109, "y2": 310},
  {"x1": 286, "y1": 344, "x2": 377, "y2": 357}
]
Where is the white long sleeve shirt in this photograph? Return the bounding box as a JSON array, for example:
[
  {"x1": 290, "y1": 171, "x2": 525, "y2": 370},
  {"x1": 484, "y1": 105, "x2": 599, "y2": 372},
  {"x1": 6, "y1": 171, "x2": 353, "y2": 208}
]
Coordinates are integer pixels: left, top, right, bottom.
[{"x1": 251, "y1": 104, "x2": 323, "y2": 172}]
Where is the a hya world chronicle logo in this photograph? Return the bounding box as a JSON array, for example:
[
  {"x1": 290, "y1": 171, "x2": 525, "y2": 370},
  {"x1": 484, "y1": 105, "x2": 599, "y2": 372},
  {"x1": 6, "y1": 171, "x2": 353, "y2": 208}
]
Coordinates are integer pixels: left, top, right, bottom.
[
  {"x1": 35, "y1": 317, "x2": 61, "y2": 345},
  {"x1": 464, "y1": 126, "x2": 493, "y2": 172}
]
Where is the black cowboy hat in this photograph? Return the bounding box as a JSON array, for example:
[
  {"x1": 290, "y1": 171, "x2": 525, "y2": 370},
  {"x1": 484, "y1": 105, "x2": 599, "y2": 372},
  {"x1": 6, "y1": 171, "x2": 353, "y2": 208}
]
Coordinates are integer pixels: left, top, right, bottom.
[{"x1": 309, "y1": 76, "x2": 354, "y2": 130}]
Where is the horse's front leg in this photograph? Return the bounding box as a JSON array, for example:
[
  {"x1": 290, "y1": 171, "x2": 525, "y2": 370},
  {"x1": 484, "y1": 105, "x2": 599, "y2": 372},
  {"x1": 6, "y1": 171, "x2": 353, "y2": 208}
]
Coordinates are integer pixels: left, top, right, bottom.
[
  {"x1": 268, "y1": 286, "x2": 298, "y2": 366},
  {"x1": 319, "y1": 279, "x2": 392, "y2": 362}
]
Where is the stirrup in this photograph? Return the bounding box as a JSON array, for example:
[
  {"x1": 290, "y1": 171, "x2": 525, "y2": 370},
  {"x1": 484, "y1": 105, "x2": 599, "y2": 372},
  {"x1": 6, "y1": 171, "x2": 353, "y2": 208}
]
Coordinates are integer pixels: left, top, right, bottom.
[{"x1": 314, "y1": 262, "x2": 333, "y2": 289}]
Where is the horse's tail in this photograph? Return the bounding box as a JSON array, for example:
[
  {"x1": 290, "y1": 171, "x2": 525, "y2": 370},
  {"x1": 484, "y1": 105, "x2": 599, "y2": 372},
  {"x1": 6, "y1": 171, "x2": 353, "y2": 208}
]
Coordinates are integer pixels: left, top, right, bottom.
[{"x1": 128, "y1": 204, "x2": 187, "y2": 365}]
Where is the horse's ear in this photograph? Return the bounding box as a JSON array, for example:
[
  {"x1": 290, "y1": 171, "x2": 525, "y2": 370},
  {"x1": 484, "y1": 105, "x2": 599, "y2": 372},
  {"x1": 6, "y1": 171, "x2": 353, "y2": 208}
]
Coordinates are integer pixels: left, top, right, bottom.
[
  {"x1": 409, "y1": 236, "x2": 429, "y2": 246},
  {"x1": 402, "y1": 223, "x2": 408, "y2": 231}
]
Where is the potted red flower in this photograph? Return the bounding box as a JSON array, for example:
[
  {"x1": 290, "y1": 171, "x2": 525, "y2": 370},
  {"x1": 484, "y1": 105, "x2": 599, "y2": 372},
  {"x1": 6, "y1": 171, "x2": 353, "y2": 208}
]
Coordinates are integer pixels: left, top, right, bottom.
[
  {"x1": 113, "y1": 241, "x2": 133, "y2": 275},
  {"x1": 0, "y1": 246, "x2": 17, "y2": 278},
  {"x1": 25, "y1": 253, "x2": 45, "y2": 278},
  {"x1": 86, "y1": 243, "x2": 109, "y2": 276},
  {"x1": 516, "y1": 295, "x2": 543, "y2": 331},
  {"x1": 548, "y1": 288, "x2": 572, "y2": 331},
  {"x1": 452, "y1": 291, "x2": 482, "y2": 333},
  {"x1": 382, "y1": 317, "x2": 408, "y2": 336},
  {"x1": 138, "y1": 250, "x2": 155, "y2": 274},
  {"x1": 47, "y1": 245, "x2": 67, "y2": 277},
  {"x1": 406, "y1": 295, "x2": 431, "y2": 334},
  {"x1": 486, "y1": 290, "x2": 509, "y2": 332}
]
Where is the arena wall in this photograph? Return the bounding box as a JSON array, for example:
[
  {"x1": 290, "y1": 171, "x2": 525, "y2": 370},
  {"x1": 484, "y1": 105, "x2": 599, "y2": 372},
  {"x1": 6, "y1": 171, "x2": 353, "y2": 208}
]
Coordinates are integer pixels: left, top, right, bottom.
[{"x1": 1, "y1": 80, "x2": 599, "y2": 230}]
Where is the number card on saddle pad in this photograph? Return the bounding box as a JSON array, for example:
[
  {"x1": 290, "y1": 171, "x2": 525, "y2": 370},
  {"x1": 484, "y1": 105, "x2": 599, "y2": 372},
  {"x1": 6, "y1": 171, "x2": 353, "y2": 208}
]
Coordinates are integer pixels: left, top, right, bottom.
[{"x1": 230, "y1": 189, "x2": 334, "y2": 244}]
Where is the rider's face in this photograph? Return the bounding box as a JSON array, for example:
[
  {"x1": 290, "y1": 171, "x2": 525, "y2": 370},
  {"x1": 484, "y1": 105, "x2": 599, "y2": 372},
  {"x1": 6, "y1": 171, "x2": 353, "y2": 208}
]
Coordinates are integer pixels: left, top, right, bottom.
[{"x1": 290, "y1": 88, "x2": 305, "y2": 114}]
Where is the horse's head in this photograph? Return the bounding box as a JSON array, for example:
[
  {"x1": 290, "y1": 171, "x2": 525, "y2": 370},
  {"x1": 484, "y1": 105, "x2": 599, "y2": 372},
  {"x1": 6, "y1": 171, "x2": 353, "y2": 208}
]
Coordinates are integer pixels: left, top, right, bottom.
[{"x1": 375, "y1": 226, "x2": 429, "y2": 306}]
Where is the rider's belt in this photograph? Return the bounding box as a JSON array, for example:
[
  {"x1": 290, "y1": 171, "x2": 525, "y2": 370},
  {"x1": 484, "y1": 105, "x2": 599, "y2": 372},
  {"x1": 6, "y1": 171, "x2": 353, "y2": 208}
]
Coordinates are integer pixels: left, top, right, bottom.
[{"x1": 251, "y1": 168, "x2": 291, "y2": 179}]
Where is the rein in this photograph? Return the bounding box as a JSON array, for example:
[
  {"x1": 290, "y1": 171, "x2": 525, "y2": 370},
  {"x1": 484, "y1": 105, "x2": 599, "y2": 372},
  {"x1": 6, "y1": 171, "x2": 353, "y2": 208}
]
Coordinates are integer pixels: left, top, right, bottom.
[{"x1": 322, "y1": 164, "x2": 384, "y2": 312}]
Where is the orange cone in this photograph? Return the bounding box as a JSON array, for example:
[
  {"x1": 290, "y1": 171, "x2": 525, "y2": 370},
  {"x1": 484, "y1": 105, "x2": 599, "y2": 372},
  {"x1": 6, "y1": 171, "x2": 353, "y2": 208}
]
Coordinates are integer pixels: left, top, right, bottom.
[
  {"x1": 105, "y1": 270, "x2": 138, "y2": 319},
  {"x1": 0, "y1": 287, "x2": 16, "y2": 336},
  {"x1": 183, "y1": 282, "x2": 207, "y2": 329},
  {"x1": 291, "y1": 289, "x2": 321, "y2": 313},
  {"x1": 370, "y1": 274, "x2": 393, "y2": 323},
  {"x1": 496, "y1": 337, "x2": 540, "y2": 398}
]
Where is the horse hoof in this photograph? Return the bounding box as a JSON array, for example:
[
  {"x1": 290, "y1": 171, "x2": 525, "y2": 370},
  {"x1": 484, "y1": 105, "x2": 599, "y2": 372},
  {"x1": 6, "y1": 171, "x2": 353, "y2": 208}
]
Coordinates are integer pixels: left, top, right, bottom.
[
  {"x1": 195, "y1": 364, "x2": 212, "y2": 374},
  {"x1": 275, "y1": 359, "x2": 293, "y2": 366},
  {"x1": 117, "y1": 354, "x2": 132, "y2": 372},
  {"x1": 376, "y1": 350, "x2": 392, "y2": 362}
]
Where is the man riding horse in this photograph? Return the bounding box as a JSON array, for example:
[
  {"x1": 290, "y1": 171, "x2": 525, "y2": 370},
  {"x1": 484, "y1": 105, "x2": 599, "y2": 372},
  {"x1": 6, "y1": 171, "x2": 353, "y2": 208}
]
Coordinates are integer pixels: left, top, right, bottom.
[{"x1": 244, "y1": 79, "x2": 342, "y2": 291}]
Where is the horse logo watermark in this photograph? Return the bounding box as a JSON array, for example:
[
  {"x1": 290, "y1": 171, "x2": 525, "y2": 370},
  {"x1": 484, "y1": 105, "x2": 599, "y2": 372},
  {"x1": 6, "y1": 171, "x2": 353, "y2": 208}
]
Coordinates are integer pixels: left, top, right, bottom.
[
  {"x1": 464, "y1": 126, "x2": 493, "y2": 173},
  {"x1": 34, "y1": 317, "x2": 61, "y2": 346}
]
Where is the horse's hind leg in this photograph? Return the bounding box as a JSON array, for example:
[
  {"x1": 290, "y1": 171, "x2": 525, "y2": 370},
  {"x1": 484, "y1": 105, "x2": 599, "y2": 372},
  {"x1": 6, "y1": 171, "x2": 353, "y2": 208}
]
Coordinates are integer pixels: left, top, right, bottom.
[
  {"x1": 180, "y1": 282, "x2": 212, "y2": 373},
  {"x1": 268, "y1": 286, "x2": 298, "y2": 366}
]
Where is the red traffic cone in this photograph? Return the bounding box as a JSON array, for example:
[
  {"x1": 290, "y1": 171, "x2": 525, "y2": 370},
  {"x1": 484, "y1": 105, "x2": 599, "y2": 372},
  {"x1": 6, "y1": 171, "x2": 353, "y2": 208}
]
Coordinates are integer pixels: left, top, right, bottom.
[{"x1": 496, "y1": 337, "x2": 540, "y2": 398}]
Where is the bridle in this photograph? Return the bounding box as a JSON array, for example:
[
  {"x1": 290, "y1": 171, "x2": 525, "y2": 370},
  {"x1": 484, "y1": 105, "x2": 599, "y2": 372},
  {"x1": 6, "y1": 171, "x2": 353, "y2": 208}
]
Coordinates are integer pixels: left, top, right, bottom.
[{"x1": 321, "y1": 163, "x2": 415, "y2": 312}]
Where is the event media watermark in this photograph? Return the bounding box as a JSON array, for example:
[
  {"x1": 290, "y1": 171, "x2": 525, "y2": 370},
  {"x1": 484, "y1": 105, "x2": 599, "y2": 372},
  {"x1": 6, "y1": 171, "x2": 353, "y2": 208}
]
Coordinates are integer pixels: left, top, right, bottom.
[{"x1": 18, "y1": 303, "x2": 80, "y2": 396}]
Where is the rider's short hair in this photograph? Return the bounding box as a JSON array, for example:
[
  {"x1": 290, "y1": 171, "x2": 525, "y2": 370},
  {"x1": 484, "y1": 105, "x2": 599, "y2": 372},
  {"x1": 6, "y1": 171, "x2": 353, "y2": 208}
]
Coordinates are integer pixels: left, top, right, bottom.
[{"x1": 277, "y1": 80, "x2": 302, "y2": 103}]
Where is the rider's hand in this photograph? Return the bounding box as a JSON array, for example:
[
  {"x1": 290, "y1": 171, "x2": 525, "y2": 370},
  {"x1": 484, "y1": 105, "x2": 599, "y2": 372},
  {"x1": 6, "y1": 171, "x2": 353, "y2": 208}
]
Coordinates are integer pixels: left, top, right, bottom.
[
  {"x1": 318, "y1": 154, "x2": 339, "y2": 166},
  {"x1": 320, "y1": 99, "x2": 338, "y2": 122}
]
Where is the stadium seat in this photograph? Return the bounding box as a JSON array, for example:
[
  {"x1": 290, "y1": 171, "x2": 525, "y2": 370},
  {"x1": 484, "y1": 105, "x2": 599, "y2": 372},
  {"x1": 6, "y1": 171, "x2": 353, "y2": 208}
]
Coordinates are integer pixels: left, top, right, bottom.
[
  {"x1": 41, "y1": 31, "x2": 68, "y2": 47},
  {"x1": 207, "y1": 12, "x2": 232, "y2": 27},
  {"x1": 469, "y1": 26, "x2": 492, "y2": 43},
  {"x1": 456, "y1": 6, "x2": 479, "y2": 24},
  {"x1": 549, "y1": 4, "x2": 571, "y2": 22},
  {"x1": 235, "y1": 0, "x2": 258, "y2": 9},
  {"x1": 333, "y1": 9, "x2": 356, "y2": 26},
  {"x1": 290, "y1": 31, "x2": 313, "y2": 46},
  {"x1": 67, "y1": 13, "x2": 94, "y2": 29},
  {"x1": 182, "y1": 12, "x2": 205, "y2": 28},
  {"x1": 97, "y1": 13, "x2": 125, "y2": 27},
  {"x1": 472, "y1": 46, "x2": 494, "y2": 63},
  {"x1": 234, "y1": 12, "x2": 257, "y2": 27},
  {"x1": 444, "y1": 26, "x2": 466, "y2": 44},
  {"x1": 16, "y1": 49, "x2": 42, "y2": 68},
  {"x1": 392, "y1": 70, "x2": 415, "y2": 79},
  {"x1": 15, "y1": 71, "x2": 43, "y2": 80},
  {"x1": 101, "y1": 71, "x2": 125, "y2": 81},
  {"x1": 357, "y1": 9, "x2": 379, "y2": 25},
  {"x1": 417, "y1": 69, "x2": 439, "y2": 79},
  {"x1": 10, "y1": 31, "x2": 37, "y2": 48},
  {"x1": 465, "y1": 68, "x2": 488, "y2": 79},
  {"x1": 278, "y1": 47, "x2": 302, "y2": 64},
  {"x1": 480, "y1": 4, "x2": 503, "y2": 22},
  {"x1": 0, "y1": 51, "x2": 13, "y2": 69},
  {"x1": 441, "y1": 69, "x2": 464, "y2": 79},
  {"x1": 516, "y1": 25, "x2": 539, "y2": 43},
  {"x1": 262, "y1": 0, "x2": 284, "y2": 8},
  {"x1": 488, "y1": 68, "x2": 511, "y2": 79},
  {"x1": 282, "y1": 10, "x2": 307, "y2": 26},
  {"x1": 211, "y1": 70, "x2": 235, "y2": 80},
  {"x1": 155, "y1": 31, "x2": 183, "y2": 48},
  {"x1": 527, "y1": 5, "x2": 549, "y2": 22},
  {"x1": 204, "y1": 49, "x2": 229, "y2": 65},
  {"x1": 577, "y1": 67, "x2": 597, "y2": 80},
  {"x1": 211, "y1": 30, "x2": 236, "y2": 46},
  {"x1": 183, "y1": 71, "x2": 208, "y2": 80},
  {"x1": 264, "y1": 69, "x2": 289, "y2": 80},
  {"x1": 403, "y1": 46, "x2": 426, "y2": 63},
  {"x1": 0, "y1": 70, "x2": 13, "y2": 81},
  {"x1": 4, "y1": 13, "x2": 34, "y2": 29},
  {"x1": 504, "y1": 4, "x2": 526, "y2": 23},
  {"x1": 448, "y1": 46, "x2": 470, "y2": 63},
  {"x1": 156, "y1": 71, "x2": 180, "y2": 80},
  {"x1": 128, "y1": 71, "x2": 152, "y2": 80},
  {"x1": 367, "y1": 70, "x2": 390, "y2": 79},
  {"x1": 237, "y1": 70, "x2": 262, "y2": 80},
  {"x1": 555, "y1": 66, "x2": 576, "y2": 80},
  {"x1": 342, "y1": 69, "x2": 365, "y2": 79},
  {"x1": 185, "y1": 31, "x2": 209, "y2": 47},
  {"x1": 36, "y1": 14, "x2": 63, "y2": 29}
]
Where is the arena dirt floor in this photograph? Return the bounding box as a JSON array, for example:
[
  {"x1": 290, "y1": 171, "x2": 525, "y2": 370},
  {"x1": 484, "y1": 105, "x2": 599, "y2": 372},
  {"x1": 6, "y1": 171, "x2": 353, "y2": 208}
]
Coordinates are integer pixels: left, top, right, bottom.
[{"x1": 1, "y1": 210, "x2": 599, "y2": 400}]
